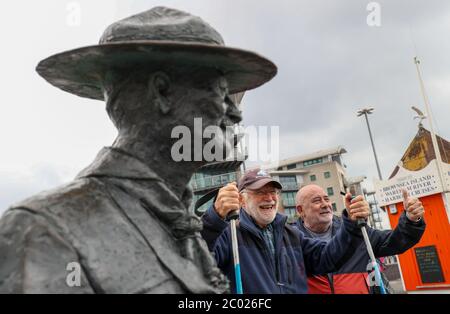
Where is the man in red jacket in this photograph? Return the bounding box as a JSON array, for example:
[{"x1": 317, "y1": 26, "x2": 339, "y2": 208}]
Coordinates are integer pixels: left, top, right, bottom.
[{"x1": 295, "y1": 184, "x2": 425, "y2": 294}]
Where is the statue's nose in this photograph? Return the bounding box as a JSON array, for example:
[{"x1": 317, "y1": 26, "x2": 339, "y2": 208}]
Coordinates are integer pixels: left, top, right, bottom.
[{"x1": 225, "y1": 96, "x2": 242, "y2": 124}]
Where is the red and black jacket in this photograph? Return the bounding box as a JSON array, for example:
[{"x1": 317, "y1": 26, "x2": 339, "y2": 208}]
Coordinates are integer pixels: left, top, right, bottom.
[{"x1": 295, "y1": 212, "x2": 425, "y2": 294}]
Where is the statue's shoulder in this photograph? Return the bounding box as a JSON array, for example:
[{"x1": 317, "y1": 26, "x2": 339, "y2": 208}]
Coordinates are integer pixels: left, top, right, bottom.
[{"x1": 6, "y1": 177, "x2": 109, "y2": 217}]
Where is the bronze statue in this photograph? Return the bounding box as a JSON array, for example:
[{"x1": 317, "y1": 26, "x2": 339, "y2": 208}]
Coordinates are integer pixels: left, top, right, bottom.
[{"x1": 0, "y1": 7, "x2": 276, "y2": 293}]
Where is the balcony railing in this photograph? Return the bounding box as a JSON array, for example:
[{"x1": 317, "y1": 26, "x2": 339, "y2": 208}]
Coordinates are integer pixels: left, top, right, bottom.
[
  {"x1": 191, "y1": 172, "x2": 237, "y2": 191},
  {"x1": 282, "y1": 198, "x2": 296, "y2": 207},
  {"x1": 281, "y1": 182, "x2": 301, "y2": 191}
]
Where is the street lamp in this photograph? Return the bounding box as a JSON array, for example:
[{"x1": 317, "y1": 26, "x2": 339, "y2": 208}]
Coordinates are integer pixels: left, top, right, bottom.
[
  {"x1": 357, "y1": 107, "x2": 384, "y2": 230},
  {"x1": 357, "y1": 107, "x2": 383, "y2": 180}
]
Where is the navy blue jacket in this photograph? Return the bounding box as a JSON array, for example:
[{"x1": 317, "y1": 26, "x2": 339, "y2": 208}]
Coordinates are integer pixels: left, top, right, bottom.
[
  {"x1": 295, "y1": 212, "x2": 425, "y2": 293},
  {"x1": 201, "y1": 207, "x2": 364, "y2": 294}
]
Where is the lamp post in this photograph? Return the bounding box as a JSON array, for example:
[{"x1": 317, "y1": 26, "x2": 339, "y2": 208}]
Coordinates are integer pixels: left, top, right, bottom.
[
  {"x1": 357, "y1": 107, "x2": 384, "y2": 230},
  {"x1": 357, "y1": 107, "x2": 383, "y2": 180}
]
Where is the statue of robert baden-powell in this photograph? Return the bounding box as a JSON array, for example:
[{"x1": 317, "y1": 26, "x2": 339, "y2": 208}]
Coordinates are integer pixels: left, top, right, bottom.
[{"x1": 0, "y1": 7, "x2": 276, "y2": 293}]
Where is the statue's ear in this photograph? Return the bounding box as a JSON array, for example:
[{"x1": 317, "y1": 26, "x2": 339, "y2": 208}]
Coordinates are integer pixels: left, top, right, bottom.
[{"x1": 149, "y1": 72, "x2": 171, "y2": 115}]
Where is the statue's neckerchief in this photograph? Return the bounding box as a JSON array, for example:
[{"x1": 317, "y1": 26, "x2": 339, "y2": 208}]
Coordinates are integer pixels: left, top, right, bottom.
[{"x1": 77, "y1": 147, "x2": 229, "y2": 293}]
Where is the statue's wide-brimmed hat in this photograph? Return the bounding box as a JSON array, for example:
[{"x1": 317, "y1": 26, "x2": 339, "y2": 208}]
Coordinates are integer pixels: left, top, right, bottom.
[{"x1": 36, "y1": 6, "x2": 277, "y2": 100}]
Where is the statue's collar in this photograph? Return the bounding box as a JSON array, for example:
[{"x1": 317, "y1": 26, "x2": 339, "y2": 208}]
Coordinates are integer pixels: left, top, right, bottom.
[
  {"x1": 76, "y1": 147, "x2": 162, "y2": 182},
  {"x1": 76, "y1": 146, "x2": 193, "y2": 212}
]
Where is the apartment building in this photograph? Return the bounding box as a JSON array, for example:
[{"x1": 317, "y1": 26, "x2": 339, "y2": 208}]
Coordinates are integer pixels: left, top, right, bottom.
[{"x1": 271, "y1": 146, "x2": 348, "y2": 218}]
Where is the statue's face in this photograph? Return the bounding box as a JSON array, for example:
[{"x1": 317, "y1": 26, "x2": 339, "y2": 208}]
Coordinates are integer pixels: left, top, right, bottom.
[
  {"x1": 104, "y1": 67, "x2": 242, "y2": 163},
  {"x1": 169, "y1": 70, "x2": 242, "y2": 162}
]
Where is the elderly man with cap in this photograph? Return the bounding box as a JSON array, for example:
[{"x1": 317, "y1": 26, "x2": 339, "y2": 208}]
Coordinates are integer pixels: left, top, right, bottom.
[
  {"x1": 201, "y1": 169, "x2": 370, "y2": 294},
  {"x1": 0, "y1": 7, "x2": 277, "y2": 293}
]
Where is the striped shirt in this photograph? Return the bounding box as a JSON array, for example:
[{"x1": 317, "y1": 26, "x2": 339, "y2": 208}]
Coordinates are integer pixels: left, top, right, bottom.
[{"x1": 261, "y1": 223, "x2": 276, "y2": 267}]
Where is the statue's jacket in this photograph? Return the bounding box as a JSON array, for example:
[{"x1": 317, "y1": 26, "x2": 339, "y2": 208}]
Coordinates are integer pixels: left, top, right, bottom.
[{"x1": 0, "y1": 147, "x2": 226, "y2": 293}]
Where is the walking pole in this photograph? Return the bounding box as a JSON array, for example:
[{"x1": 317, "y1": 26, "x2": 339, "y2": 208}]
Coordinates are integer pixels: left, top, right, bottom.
[
  {"x1": 341, "y1": 191, "x2": 386, "y2": 294},
  {"x1": 194, "y1": 189, "x2": 243, "y2": 294},
  {"x1": 227, "y1": 210, "x2": 243, "y2": 294},
  {"x1": 227, "y1": 94, "x2": 245, "y2": 294}
]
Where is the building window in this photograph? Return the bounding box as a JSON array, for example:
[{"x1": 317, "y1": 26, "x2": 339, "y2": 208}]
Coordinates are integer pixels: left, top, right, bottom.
[
  {"x1": 327, "y1": 187, "x2": 334, "y2": 196},
  {"x1": 191, "y1": 172, "x2": 237, "y2": 190},
  {"x1": 280, "y1": 176, "x2": 296, "y2": 184},
  {"x1": 191, "y1": 194, "x2": 214, "y2": 214},
  {"x1": 284, "y1": 207, "x2": 297, "y2": 219},
  {"x1": 324, "y1": 171, "x2": 331, "y2": 179},
  {"x1": 332, "y1": 154, "x2": 342, "y2": 166},
  {"x1": 332, "y1": 203, "x2": 337, "y2": 211},
  {"x1": 199, "y1": 198, "x2": 214, "y2": 213},
  {"x1": 310, "y1": 174, "x2": 316, "y2": 182},
  {"x1": 282, "y1": 192, "x2": 296, "y2": 207},
  {"x1": 287, "y1": 164, "x2": 297, "y2": 170},
  {"x1": 303, "y1": 158, "x2": 323, "y2": 167},
  {"x1": 279, "y1": 176, "x2": 297, "y2": 190}
]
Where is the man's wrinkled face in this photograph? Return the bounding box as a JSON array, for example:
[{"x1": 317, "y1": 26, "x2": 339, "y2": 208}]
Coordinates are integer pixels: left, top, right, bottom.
[
  {"x1": 241, "y1": 183, "x2": 280, "y2": 228},
  {"x1": 298, "y1": 186, "x2": 333, "y2": 227}
]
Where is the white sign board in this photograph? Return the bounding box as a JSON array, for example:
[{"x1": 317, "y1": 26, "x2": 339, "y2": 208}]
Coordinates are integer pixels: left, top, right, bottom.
[
  {"x1": 374, "y1": 160, "x2": 445, "y2": 207},
  {"x1": 444, "y1": 163, "x2": 450, "y2": 190}
]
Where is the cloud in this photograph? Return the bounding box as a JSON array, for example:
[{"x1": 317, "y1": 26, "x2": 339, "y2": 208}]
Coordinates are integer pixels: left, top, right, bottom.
[{"x1": 0, "y1": 164, "x2": 74, "y2": 215}]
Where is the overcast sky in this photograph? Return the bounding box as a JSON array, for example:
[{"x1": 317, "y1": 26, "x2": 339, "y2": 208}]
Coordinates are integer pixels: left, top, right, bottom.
[{"x1": 1, "y1": 0, "x2": 449, "y2": 217}]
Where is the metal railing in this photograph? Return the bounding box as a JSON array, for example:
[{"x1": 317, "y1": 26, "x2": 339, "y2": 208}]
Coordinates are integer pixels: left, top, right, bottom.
[
  {"x1": 282, "y1": 198, "x2": 296, "y2": 207},
  {"x1": 191, "y1": 172, "x2": 237, "y2": 190},
  {"x1": 281, "y1": 182, "x2": 301, "y2": 191}
]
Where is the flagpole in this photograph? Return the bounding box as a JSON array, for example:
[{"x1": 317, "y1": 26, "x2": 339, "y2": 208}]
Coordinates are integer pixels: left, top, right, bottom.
[{"x1": 413, "y1": 57, "x2": 450, "y2": 222}]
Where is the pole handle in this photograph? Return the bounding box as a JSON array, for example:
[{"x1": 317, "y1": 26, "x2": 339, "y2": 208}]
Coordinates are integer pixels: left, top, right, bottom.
[
  {"x1": 226, "y1": 210, "x2": 239, "y2": 221},
  {"x1": 356, "y1": 218, "x2": 367, "y2": 227},
  {"x1": 341, "y1": 191, "x2": 367, "y2": 227}
]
